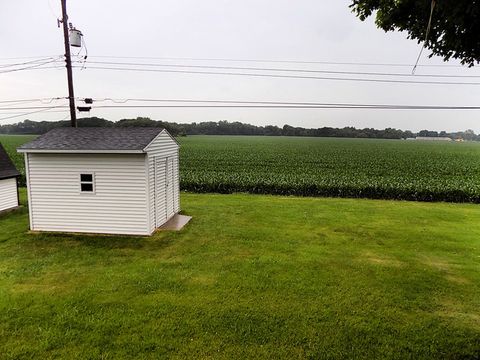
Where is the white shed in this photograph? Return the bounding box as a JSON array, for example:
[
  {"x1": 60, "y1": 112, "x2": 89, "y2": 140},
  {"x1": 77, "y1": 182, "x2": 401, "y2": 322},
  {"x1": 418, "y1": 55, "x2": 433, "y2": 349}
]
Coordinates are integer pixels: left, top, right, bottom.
[
  {"x1": 18, "y1": 127, "x2": 180, "y2": 236},
  {"x1": 0, "y1": 143, "x2": 20, "y2": 213}
]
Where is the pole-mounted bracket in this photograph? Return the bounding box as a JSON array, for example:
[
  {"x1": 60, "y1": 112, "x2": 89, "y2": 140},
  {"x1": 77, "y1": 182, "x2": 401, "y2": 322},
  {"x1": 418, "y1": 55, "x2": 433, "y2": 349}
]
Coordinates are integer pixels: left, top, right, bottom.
[{"x1": 77, "y1": 106, "x2": 91, "y2": 112}]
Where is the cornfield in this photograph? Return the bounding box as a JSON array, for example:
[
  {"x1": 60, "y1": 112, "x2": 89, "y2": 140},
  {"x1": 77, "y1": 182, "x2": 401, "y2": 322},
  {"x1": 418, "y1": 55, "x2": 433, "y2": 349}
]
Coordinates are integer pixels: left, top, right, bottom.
[
  {"x1": 179, "y1": 136, "x2": 480, "y2": 203},
  {"x1": 3, "y1": 134, "x2": 480, "y2": 203}
]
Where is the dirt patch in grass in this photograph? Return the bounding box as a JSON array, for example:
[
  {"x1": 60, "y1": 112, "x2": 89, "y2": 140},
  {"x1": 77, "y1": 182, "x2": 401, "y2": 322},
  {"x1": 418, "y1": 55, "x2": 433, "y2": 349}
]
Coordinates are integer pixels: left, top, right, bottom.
[
  {"x1": 419, "y1": 256, "x2": 471, "y2": 285},
  {"x1": 361, "y1": 251, "x2": 404, "y2": 267},
  {"x1": 188, "y1": 274, "x2": 218, "y2": 286},
  {"x1": 421, "y1": 256, "x2": 452, "y2": 271},
  {"x1": 445, "y1": 274, "x2": 471, "y2": 285},
  {"x1": 10, "y1": 271, "x2": 91, "y2": 295},
  {"x1": 436, "y1": 297, "x2": 480, "y2": 330}
]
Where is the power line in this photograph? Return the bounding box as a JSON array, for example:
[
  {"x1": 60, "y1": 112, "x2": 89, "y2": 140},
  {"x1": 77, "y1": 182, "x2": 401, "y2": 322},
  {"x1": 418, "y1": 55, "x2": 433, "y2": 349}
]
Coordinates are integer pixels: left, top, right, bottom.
[
  {"x1": 0, "y1": 106, "x2": 68, "y2": 121},
  {"x1": 0, "y1": 106, "x2": 71, "y2": 110},
  {"x1": 0, "y1": 55, "x2": 60, "y2": 61},
  {"x1": 0, "y1": 57, "x2": 60, "y2": 69},
  {"x1": 88, "y1": 55, "x2": 471, "y2": 68},
  {"x1": 76, "y1": 65, "x2": 480, "y2": 86},
  {"x1": 0, "y1": 109, "x2": 69, "y2": 114},
  {"x1": 85, "y1": 60, "x2": 480, "y2": 79},
  {"x1": 0, "y1": 98, "x2": 67, "y2": 112},
  {"x1": 0, "y1": 65, "x2": 64, "y2": 74},
  {"x1": 412, "y1": 0, "x2": 436, "y2": 74},
  {"x1": 89, "y1": 98, "x2": 480, "y2": 109},
  {"x1": 6, "y1": 103, "x2": 478, "y2": 111},
  {"x1": 3, "y1": 55, "x2": 477, "y2": 69},
  {"x1": 50, "y1": 113, "x2": 72, "y2": 122},
  {"x1": 46, "y1": 0, "x2": 61, "y2": 20},
  {"x1": 0, "y1": 59, "x2": 64, "y2": 74},
  {"x1": 0, "y1": 97, "x2": 66, "y2": 104},
  {"x1": 93, "y1": 105, "x2": 480, "y2": 110},
  {"x1": 2, "y1": 96, "x2": 478, "y2": 110}
]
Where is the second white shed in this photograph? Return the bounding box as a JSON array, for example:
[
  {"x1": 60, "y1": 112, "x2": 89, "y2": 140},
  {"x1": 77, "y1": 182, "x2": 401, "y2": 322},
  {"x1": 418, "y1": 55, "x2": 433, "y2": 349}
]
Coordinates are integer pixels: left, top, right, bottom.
[
  {"x1": 18, "y1": 127, "x2": 180, "y2": 236},
  {"x1": 0, "y1": 143, "x2": 20, "y2": 213}
]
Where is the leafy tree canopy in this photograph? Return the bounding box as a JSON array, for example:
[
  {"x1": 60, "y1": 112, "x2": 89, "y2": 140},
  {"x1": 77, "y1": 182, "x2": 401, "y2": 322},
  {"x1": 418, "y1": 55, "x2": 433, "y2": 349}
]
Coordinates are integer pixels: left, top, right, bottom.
[
  {"x1": 0, "y1": 118, "x2": 478, "y2": 140},
  {"x1": 350, "y1": 0, "x2": 480, "y2": 66}
]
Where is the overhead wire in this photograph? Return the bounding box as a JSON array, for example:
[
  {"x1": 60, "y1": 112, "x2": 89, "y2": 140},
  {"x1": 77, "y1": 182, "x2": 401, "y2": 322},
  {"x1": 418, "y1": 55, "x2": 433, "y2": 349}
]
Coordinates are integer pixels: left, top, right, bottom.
[
  {"x1": 84, "y1": 60, "x2": 480, "y2": 79},
  {"x1": 75, "y1": 65, "x2": 480, "y2": 86},
  {"x1": 89, "y1": 97, "x2": 480, "y2": 109},
  {"x1": 0, "y1": 109, "x2": 70, "y2": 114},
  {"x1": 0, "y1": 106, "x2": 69, "y2": 121},
  {"x1": 6, "y1": 101, "x2": 480, "y2": 110},
  {"x1": 88, "y1": 55, "x2": 470, "y2": 68},
  {"x1": 0, "y1": 65, "x2": 65, "y2": 74},
  {"x1": 91, "y1": 105, "x2": 480, "y2": 110},
  {"x1": 1, "y1": 55, "x2": 477, "y2": 69},
  {"x1": 46, "y1": 0, "x2": 61, "y2": 20},
  {"x1": 0, "y1": 55, "x2": 58, "y2": 61},
  {"x1": 52, "y1": 113, "x2": 72, "y2": 122},
  {"x1": 0, "y1": 58, "x2": 64, "y2": 74},
  {"x1": 0, "y1": 97, "x2": 66, "y2": 104},
  {"x1": 0, "y1": 98, "x2": 67, "y2": 112},
  {"x1": 0, "y1": 57, "x2": 60, "y2": 69},
  {"x1": 412, "y1": 0, "x2": 436, "y2": 74},
  {"x1": 72, "y1": 37, "x2": 89, "y2": 71},
  {"x1": 0, "y1": 106, "x2": 70, "y2": 110}
]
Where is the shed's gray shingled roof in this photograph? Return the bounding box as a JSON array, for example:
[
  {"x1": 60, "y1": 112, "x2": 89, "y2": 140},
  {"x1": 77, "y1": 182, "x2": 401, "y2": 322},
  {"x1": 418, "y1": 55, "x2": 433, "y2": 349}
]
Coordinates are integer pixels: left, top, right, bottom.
[
  {"x1": 18, "y1": 127, "x2": 164, "y2": 151},
  {"x1": 0, "y1": 143, "x2": 20, "y2": 180}
]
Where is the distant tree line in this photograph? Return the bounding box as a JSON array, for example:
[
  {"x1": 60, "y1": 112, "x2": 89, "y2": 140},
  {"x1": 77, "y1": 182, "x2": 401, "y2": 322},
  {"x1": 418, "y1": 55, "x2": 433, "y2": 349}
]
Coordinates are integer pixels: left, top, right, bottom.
[{"x1": 0, "y1": 117, "x2": 478, "y2": 140}]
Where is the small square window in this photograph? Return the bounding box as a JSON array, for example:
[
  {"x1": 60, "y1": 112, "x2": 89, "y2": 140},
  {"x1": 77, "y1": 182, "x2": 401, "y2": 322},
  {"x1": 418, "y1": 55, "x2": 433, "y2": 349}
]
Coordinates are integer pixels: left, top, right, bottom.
[
  {"x1": 80, "y1": 173, "x2": 95, "y2": 193},
  {"x1": 81, "y1": 183, "x2": 93, "y2": 192},
  {"x1": 80, "y1": 174, "x2": 93, "y2": 182}
]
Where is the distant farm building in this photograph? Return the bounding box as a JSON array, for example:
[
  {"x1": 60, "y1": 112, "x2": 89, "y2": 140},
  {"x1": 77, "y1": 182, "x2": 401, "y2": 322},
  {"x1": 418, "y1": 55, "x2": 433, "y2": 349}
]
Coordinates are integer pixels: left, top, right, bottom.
[
  {"x1": 415, "y1": 137, "x2": 452, "y2": 141},
  {"x1": 0, "y1": 143, "x2": 20, "y2": 213},
  {"x1": 18, "y1": 128, "x2": 180, "y2": 235}
]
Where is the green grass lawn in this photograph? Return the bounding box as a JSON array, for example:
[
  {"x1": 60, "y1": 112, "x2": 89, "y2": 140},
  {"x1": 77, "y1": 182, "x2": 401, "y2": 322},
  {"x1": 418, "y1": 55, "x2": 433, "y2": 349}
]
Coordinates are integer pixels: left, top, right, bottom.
[{"x1": 1, "y1": 190, "x2": 479, "y2": 359}]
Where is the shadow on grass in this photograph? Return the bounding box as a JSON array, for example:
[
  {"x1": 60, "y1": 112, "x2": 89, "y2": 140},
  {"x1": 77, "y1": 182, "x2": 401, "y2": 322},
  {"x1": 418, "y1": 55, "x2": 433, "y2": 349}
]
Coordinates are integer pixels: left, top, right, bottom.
[
  {"x1": 0, "y1": 206, "x2": 27, "y2": 219},
  {"x1": 24, "y1": 231, "x2": 177, "y2": 253}
]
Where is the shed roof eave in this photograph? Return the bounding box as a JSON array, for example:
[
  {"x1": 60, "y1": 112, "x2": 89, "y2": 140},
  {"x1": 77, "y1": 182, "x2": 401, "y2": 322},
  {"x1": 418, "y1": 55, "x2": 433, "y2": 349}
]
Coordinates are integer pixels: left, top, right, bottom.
[
  {"x1": 17, "y1": 149, "x2": 146, "y2": 154},
  {"x1": 0, "y1": 174, "x2": 20, "y2": 181}
]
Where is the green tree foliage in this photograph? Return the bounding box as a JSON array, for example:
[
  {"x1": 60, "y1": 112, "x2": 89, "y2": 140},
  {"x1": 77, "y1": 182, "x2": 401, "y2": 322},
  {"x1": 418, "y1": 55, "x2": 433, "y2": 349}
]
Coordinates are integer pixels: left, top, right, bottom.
[
  {"x1": 350, "y1": 0, "x2": 480, "y2": 66},
  {"x1": 0, "y1": 117, "x2": 478, "y2": 140}
]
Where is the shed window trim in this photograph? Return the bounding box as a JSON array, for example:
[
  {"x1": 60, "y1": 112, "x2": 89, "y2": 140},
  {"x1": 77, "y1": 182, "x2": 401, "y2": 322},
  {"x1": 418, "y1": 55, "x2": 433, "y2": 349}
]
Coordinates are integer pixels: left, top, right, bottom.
[{"x1": 79, "y1": 173, "x2": 95, "y2": 194}]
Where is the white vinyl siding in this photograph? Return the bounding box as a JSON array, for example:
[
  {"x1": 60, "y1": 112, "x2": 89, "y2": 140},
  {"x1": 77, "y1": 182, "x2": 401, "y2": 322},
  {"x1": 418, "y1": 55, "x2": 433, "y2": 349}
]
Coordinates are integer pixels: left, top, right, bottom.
[
  {"x1": 145, "y1": 130, "x2": 180, "y2": 232},
  {"x1": 166, "y1": 157, "x2": 175, "y2": 219},
  {"x1": 173, "y1": 152, "x2": 180, "y2": 213},
  {"x1": 154, "y1": 158, "x2": 167, "y2": 227},
  {"x1": 27, "y1": 153, "x2": 149, "y2": 235},
  {"x1": 0, "y1": 178, "x2": 18, "y2": 212}
]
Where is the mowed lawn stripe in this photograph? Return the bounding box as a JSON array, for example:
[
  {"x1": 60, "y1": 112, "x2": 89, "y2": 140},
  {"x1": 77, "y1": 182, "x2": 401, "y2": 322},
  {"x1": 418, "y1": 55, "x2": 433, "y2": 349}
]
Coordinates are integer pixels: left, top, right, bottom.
[{"x1": 0, "y1": 191, "x2": 479, "y2": 359}]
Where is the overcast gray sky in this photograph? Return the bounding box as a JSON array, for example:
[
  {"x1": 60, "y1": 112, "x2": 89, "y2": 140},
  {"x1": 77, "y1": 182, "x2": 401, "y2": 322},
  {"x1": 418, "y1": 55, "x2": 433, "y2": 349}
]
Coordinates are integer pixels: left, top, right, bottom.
[{"x1": 1, "y1": 0, "x2": 479, "y2": 132}]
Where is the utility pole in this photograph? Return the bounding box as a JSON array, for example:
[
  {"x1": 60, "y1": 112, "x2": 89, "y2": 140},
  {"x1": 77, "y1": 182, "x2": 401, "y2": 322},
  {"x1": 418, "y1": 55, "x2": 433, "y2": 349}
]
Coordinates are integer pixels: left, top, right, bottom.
[{"x1": 60, "y1": 0, "x2": 77, "y2": 127}]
